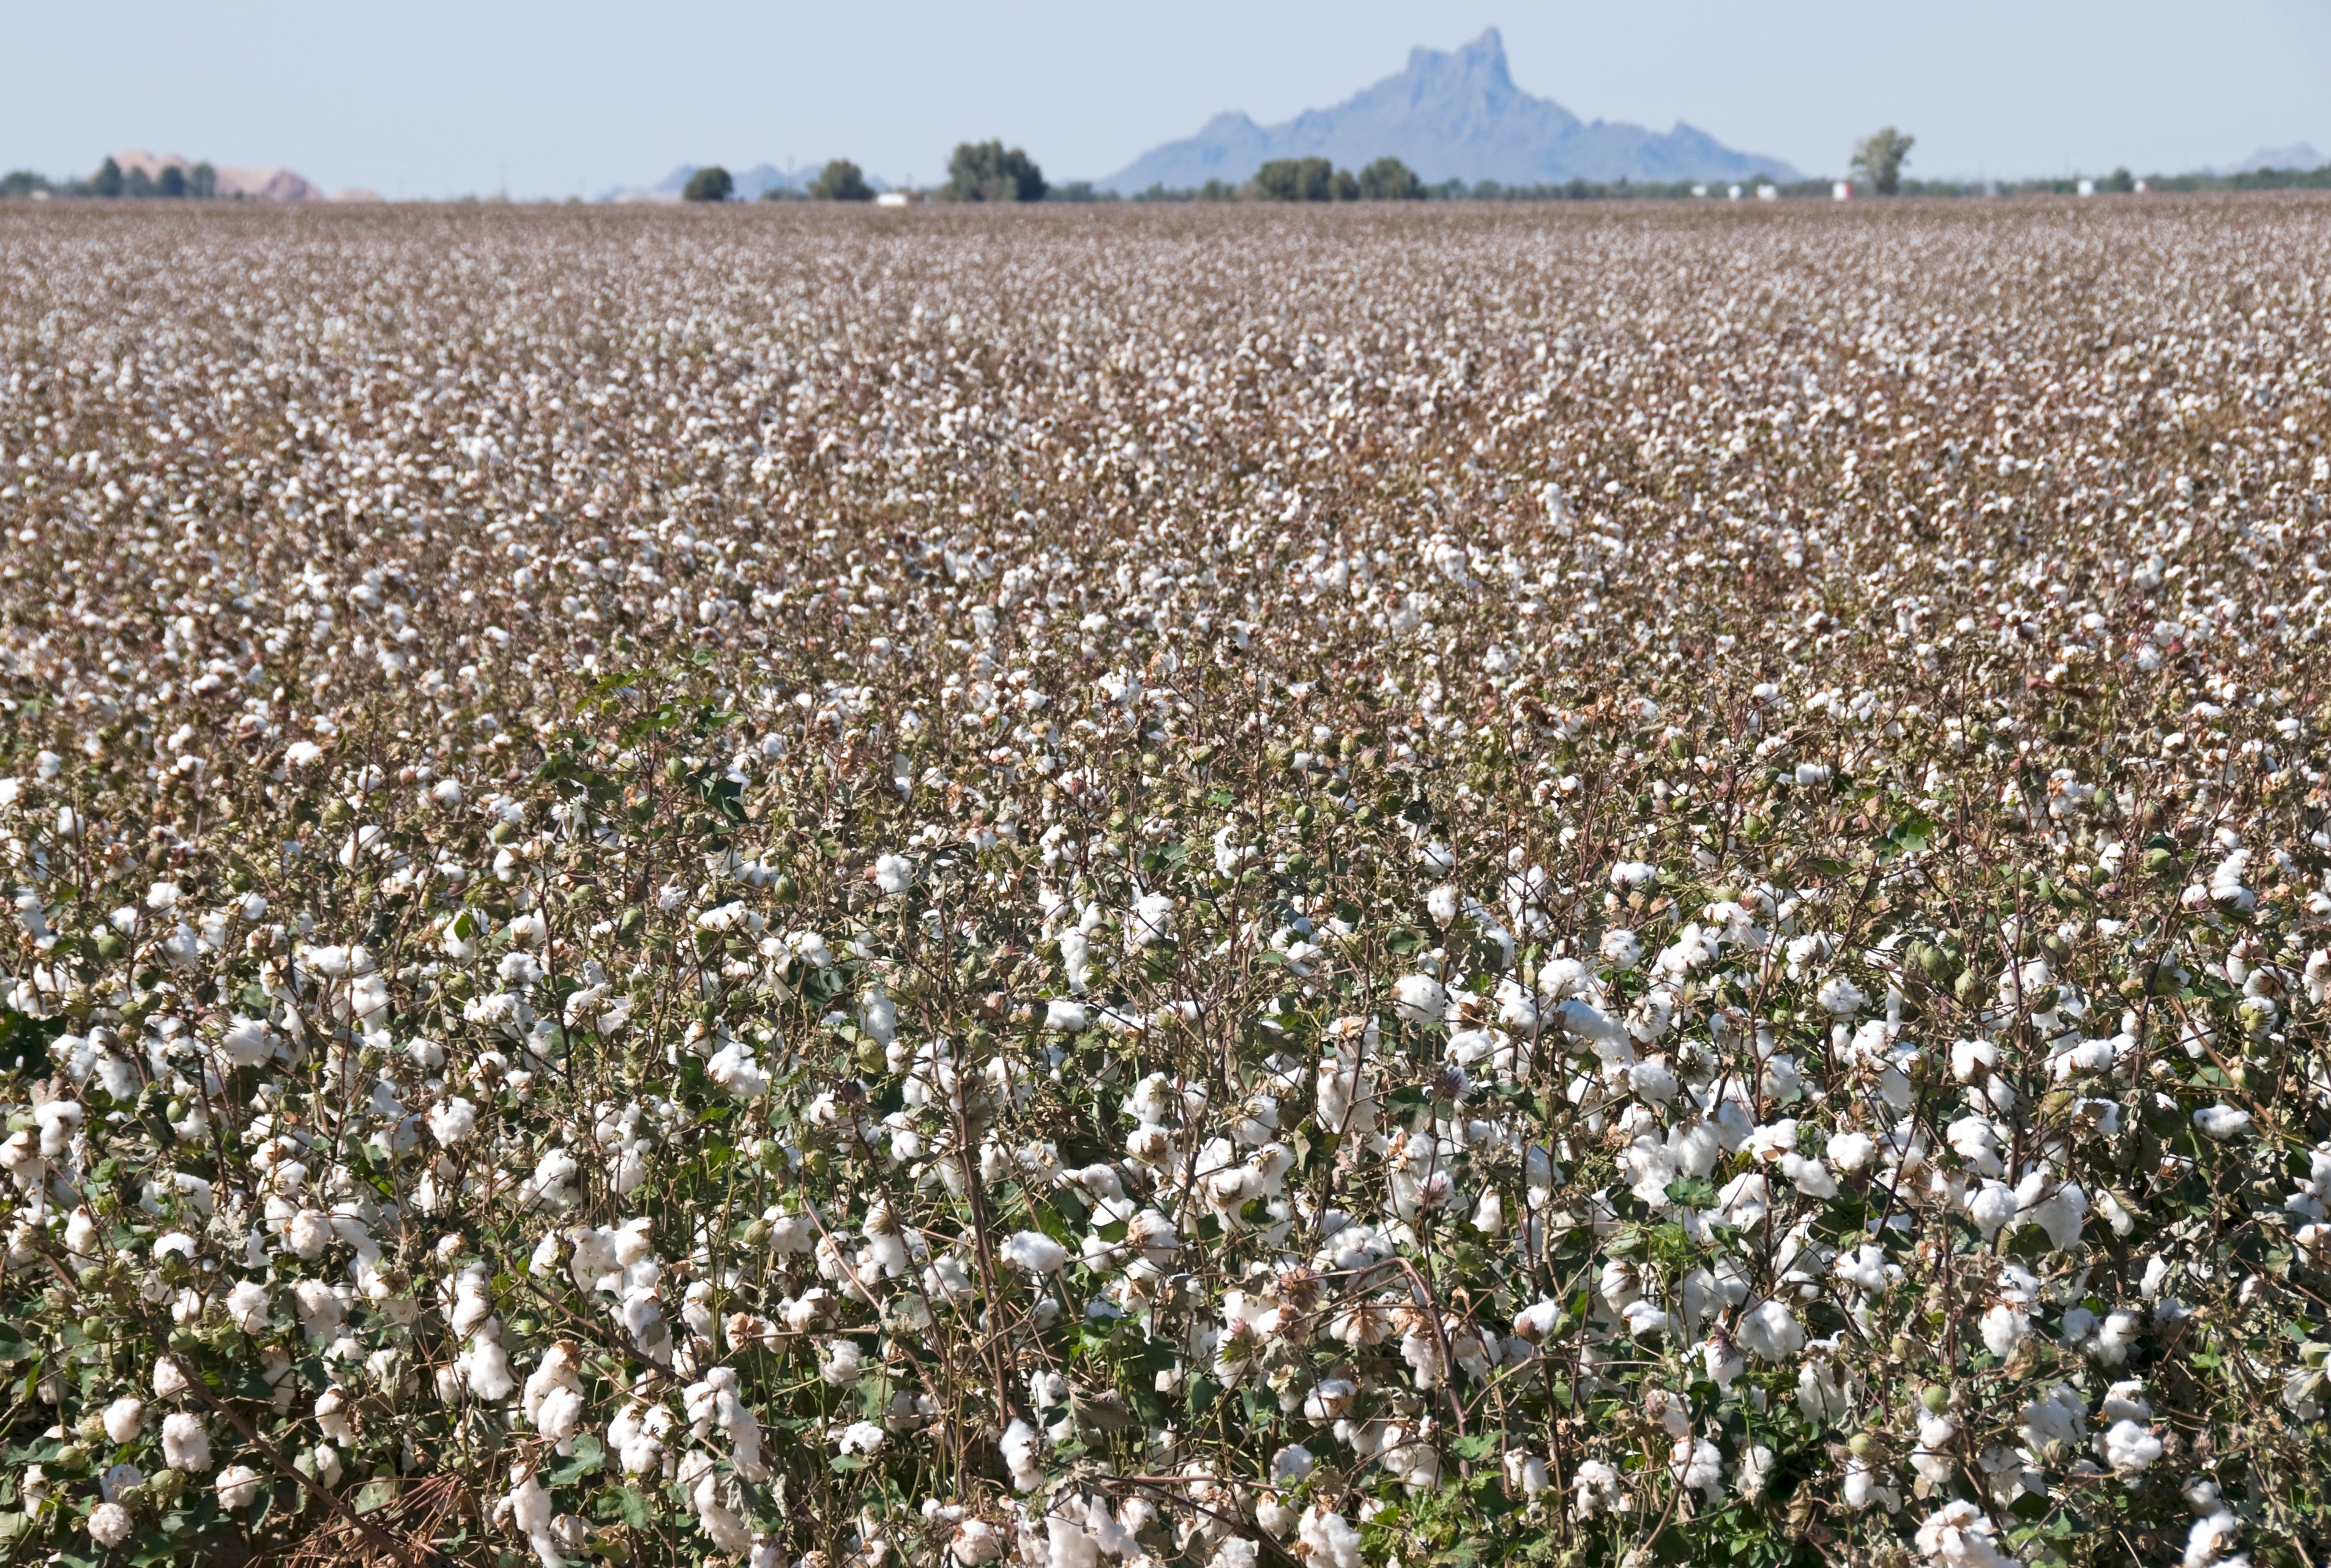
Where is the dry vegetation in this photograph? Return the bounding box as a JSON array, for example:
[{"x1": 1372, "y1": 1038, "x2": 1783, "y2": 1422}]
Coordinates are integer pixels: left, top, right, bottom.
[{"x1": 0, "y1": 198, "x2": 2328, "y2": 1568}]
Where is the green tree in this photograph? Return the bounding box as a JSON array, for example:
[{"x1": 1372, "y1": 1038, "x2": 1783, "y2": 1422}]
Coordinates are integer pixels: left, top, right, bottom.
[
  {"x1": 189, "y1": 163, "x2": 215, "y2": 198},
  {"x1": 1249, "y1": 157, "x2": 1345, "y2": 201},
  {"x1": 0, "y1": 171, "x2": 51, "y2": 198},
  {"x1": 2104, "y1": 166, "x2": 2135, "y2": 194},
  {"x1": 1851, "y1": 127, "x2": 1915, "y2": 195},
  {"x1": 946, "y1": 141, "x2": 1046, "y2": 203},
  {"x1": 91, "y1": 157, "x2": 123, "y2": 198},
  {"x1": 808, "y1": 159, "x2": 873, "y2": 201},
  {"x1": 1356, "y1": 157, "x2": 1425, "y2": 200},
  {"x1": 155, "y1": 165, "x2": 187, "y2": 198},
  {"x1": 681, "y1": 165, "x2": 734, "y2": 203}
]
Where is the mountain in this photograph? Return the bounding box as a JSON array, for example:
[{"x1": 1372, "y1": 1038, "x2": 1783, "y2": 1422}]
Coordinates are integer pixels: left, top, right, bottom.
[
  {"x1": 2219, "y1": 142, "x2": 2324, "y2": 174},
  {"x1": 1102, "y1": 29, "x2": 1797, "y2": 193},
  {"x1": 113, "y1": 149, "x2": 329, "y2": 201}
]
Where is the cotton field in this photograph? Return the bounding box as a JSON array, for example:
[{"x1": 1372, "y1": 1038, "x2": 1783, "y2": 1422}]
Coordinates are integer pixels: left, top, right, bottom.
[{"x1": 0, "y1": 198, "x2": 2327, "y2": 1567}]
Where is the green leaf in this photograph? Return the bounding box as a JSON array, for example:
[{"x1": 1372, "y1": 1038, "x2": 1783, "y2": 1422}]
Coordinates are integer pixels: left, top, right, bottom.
[
  {"x1": 1447, "y1": 1432, "x2": 1498, "y2": 1461},
  {"x1": 551, "y1": 1433, "x2": 606, "y2": 1485}
]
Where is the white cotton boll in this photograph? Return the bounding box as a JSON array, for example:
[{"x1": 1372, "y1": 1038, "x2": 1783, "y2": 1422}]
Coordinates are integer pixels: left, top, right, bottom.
[
  {"x1": 1609, "y1": 861, "x2": 1656, "y2": 893},
  {"x1": 88, "y1": 1501, "x2": 134, "y2": 1547},
  {"x1": 821, "y1": 1339, "x2": 865, "y2": 1386},
  {"x1": 1600, "y1": 927, "x2": 1643, "y2": 971},
  {"x1": 1736, "y1": 1299, "x2": 1803, "y2": 1361},
  {"x1": 1833, "y1": 1244, "x2": 1892, "y2": 1293},
  {"x1": 1780, "y1": 1153, "x2": 1836, "y2": 1197},
  {"x1": 1271, "y1": 1443, "x2": 1318, "y2": 1485},
  {"x1": 1425, "y1": 884, "x2": 1461, "y2": 924},
  {"x1": 1980, "y1": 1302, "x2": 2031, "y2": 1360},
  {"x1": 161, "y1": 1411, "x2": 211, "y2": 1471},
  {"x1": 216, "y1": 1463, "x2": 264, "y2": 1510},
  {"x1": 1046, "y1": 1518, "x2": 1099, "y2": 1568},
  {"x1": 1628, "y1": 1057, "x2": 1679, "y2": 1103},
  {"x1": 1968, "y1": 1180, "x2": 2018, "y2": 1236},
  {"x1": 874, "y1": 854, "x2": 914, "y2": 895},
  {"x1": 1297, "y1": 1507, "x2": 1363, "y2": 1568},
  {"x1": 1915, "y1": 1503, "x2": 2015, "y2": 1568},
  {"x1": 1672, "y1": 1436, "x2": 1723, "y2": 1499},
  {"x1": 218, "y1": 1015, "x2": 275, "y2": 1067},
  {"x1": 706, "y1": 1039, "x2": 769, "y2": 1100},
  {"x1": 2193, "y1": 1104, "x2": 2251, "y2": 1140},
  {"x1": 1393, "y1": 973, "x2": 1448, "y2": 1024},
  {"x1": 953, "y1": 1520, "x2": 1008, "y2": 1566},
  {"x1": 999, "y1": 1418, "x2": 1043, "y2": 1491},
  {"x1": 102, "y1": 1396, "x2": 145, "y2": 1444},
  {"x1": 1045, "y1": 999, "x2": 1088, "y2": 1033},
  {"x1": 2186, "y1": 1511, "x2": 2240, "y2": 1568},
  {"x1": 463, "y1": 1332, "x2": 517, "y2": 1401},
  {"x1": 1841, "y1": 1458, "x2": 1891, "y2": 1512},
  {"x1": 696, "y1": 1494, "x2": 754, "y2": 1556},
  {"x1": 1816, "y1": 974, "x2": 1867, "y2": 1016},
  {"x1": 1001, "y1": 1230, "x2": 1067, "y2": 1273},
  {"x1": 428, "y1": 1096, "x2": 478, "y2": 1146},
  {"x1": 1826, "y1": 1130, "x2": 1875, "y2": 1172},
  {"x1": 226, "y1": 1279, "x2": 270, "y2": 1334},
  {"x1": 2094, "y1": 1310, "x2": 2141, "y2": 1365},
  {"x1": 2101, "y1": 1419, "x2": 2163, "y2": 1474}
]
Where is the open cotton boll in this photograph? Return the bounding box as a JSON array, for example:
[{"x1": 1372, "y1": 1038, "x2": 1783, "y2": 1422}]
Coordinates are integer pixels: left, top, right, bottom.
[
  {"x1": 215, "y1": 1463, "x2": 264, "y2": 1510},
  {"x1": 101, "y1": 1396, "x2": 145, "y2": 1444},
  {"x1": 161, "y1": 1411, "x2": 211, "y2": 1471},
  {"x1": 2193, "y1": 1104, "x2": 2251, "y2": 1140},
  {"x1": 1393, "y1": 973, "x2": 1448, "y2": 1024}
]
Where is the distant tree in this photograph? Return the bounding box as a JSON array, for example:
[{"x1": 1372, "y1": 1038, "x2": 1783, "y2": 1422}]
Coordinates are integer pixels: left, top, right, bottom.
[
  {"x1": 1473, "y1": 179, "x2": 1505, "y2": 201},
  {"x1": 1249, "y1": 157, "x2": 1343, "y2": 201},
  {"x1": 809, "y1": 159, "x2": 874, "y2": 201},
  {"x1": 189, "y1": 163, "x2": 215, "y2": 198},
  {"x1": 1331, "y1": 168, "x2": 1359, "y2": 201},
  {"x1": 91, "y1": 157, "x2": 124, "y2": 198},
  {"x1": 1199, "y1": 179, "x2": 1234, "y2": 203},
  {"x1": 2103, "y1": 166, "x2": 2135, "y2": 194},
  {"x1": 155, "y1": 165, "x2": 187, "y2": 198},
  {"x1": 946, "y1": 141, "x2": 1046, "y2": 203},
  {"x1": 1356, "y1": 157, "x2": 1424, "y2": 201},
  {"x1": 0, "y1": 171, "x2": 51, "y2": 199},
  {"x1": 681, "y1": 165, "x2": 734, "y2": 203},
  {"x1": 1850, "y1": 127, "x2": 1914, "y2": 195},
  {"x1": 1049, "y1": 180, "x2": 1111, "y2": 203},
  {"x1": 124, "y1": 166, "x2": 155, "y2": 198}
]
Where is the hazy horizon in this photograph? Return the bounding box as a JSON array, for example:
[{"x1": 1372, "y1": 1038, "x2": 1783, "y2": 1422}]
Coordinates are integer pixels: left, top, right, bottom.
[{"x1": 4, "y1": 0, "x2": 2328, "y2": 199}]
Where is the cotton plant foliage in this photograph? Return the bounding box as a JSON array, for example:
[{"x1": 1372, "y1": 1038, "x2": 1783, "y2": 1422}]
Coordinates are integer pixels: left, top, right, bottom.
[{"x1": 0, "y1": 199, "x2": 2326, "y2": 1567}]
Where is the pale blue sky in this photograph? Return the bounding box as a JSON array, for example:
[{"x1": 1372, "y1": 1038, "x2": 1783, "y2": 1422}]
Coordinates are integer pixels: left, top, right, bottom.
[{"x1": 4, "y1": 1, "x2": 2327, "y2": 197}]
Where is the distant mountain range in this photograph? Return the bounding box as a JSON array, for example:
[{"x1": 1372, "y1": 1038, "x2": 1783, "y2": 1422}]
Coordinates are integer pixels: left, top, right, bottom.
[
  {"x1": 1101, "y1": 29, "x2": 1798, "y2": 193},
  {"x1": 111, "y1": 149, "x2": 377, "y2": 203},
  {"x1": 600, "y1": 163, "x2": 892, "y2": 203},
  {"x1": 2217, "y1": 142, "x2": 2324, "y2": 174}
]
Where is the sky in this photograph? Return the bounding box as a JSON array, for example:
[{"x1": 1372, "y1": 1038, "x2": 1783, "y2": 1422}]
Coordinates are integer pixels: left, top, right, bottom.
[{"x1": 4, "y1": 0, "x2": 2329, "y2": 198}]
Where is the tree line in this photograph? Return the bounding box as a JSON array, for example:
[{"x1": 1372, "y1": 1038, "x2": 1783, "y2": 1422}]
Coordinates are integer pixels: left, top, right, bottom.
[{"x1": 1, "y1": 157, "x2": 220, "y2": 199}]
